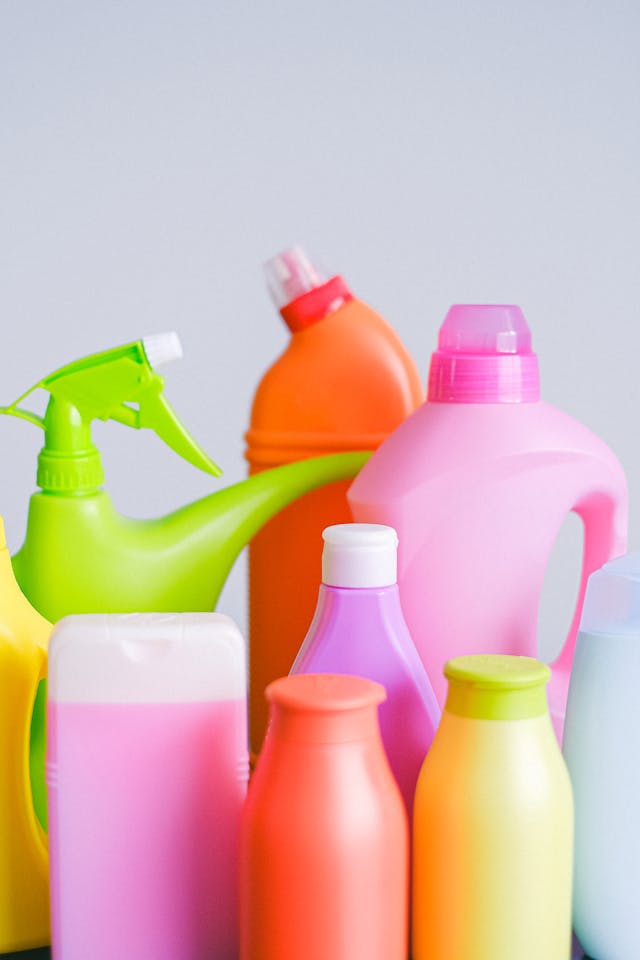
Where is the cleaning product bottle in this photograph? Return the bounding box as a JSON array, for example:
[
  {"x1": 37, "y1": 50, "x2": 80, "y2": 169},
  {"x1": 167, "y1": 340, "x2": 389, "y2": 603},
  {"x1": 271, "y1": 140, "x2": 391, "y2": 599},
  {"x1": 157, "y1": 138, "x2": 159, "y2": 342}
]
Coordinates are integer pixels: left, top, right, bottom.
[
  {"x1": 563, "y1": 553, "x2": 640, "y2": 959},
  {"x1": 0, "y1": 515, "x2": 50, "y2": 953},
  {"x1": 291, "y1": 523, "x2": 440, "y2": 819},
  {"x1": 240, "y1": 673, "x2": 409, "y2": 960},
  {"x1": 412, "y1": 655, "x2": 574, "y2": 960},
  {"x1": 349, "y1": 304, "x2": 628, "y2": 738},
  {"x1": 2, "y1": 333, "x2": 367, "y2": 623},
  {"x1": 47, "y1": 612, "x2": 248, "y2": 960},
  {"x1": 246, "y1": 247, "x2": 423, "y2": 751},
  {"x1": 2, "y1": 334, "x2": 365, "y2": 843}
]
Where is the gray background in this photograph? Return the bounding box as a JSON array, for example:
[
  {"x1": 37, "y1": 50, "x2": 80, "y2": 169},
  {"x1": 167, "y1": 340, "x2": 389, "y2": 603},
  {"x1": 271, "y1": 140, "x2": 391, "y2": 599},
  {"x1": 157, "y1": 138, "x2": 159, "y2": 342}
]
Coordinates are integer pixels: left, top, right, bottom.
[{"x1": 1, "y1": 0, "x2": 639, "y2": 661}]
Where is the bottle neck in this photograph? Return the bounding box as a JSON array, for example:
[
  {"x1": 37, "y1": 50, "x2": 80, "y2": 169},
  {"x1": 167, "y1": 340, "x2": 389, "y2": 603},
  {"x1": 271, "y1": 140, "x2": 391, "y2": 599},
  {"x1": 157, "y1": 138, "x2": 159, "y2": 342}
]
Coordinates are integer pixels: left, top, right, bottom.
[
  {"x1": 314, "y1": 582, "x2": 401, "y2": 617},
  {"x1": 427, "y1": 352, "x2": 540, "y2": 403},
  {"x1": 38, "y1": 396, "x2": 104, "y2": 494},
  {"x1": 444, "y1": 682, "x2": 549, "y2": 720},
  {"x1": 268, "y1": 702, "x2": 382, "y2": 744},
  {"x1": 265, "y1": 674, "x2": 386, "y2": 744},
  {"x1": 280, "y1": 276, "x2": 353, "y2": 333}
]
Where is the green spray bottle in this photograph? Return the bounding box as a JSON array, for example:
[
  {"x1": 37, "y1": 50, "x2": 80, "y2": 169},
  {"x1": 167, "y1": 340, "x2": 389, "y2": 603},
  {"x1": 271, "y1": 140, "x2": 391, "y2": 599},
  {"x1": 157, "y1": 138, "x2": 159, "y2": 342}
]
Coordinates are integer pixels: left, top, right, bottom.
[{"x1": 1, "y1": 333, "x2": 368, "y2": 828}]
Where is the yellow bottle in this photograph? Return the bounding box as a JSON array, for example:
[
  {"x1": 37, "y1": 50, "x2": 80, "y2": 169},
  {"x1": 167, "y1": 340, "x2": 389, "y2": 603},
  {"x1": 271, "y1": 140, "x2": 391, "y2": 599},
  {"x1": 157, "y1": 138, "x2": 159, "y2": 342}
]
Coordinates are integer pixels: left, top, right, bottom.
[
  {"x1": 412, "y1": 655, "x2": 573, "y2": 960},
  {"x1": 0, "y1": 515, "x2": 50, "y2": 951}
]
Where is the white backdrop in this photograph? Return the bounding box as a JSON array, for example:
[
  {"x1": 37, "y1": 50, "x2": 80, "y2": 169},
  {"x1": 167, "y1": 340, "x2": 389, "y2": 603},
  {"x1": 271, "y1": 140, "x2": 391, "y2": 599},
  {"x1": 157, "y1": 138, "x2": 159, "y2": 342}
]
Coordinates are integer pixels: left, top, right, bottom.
[{"x1": 1, "y1": 0, "x2": 639, "y2": 659}]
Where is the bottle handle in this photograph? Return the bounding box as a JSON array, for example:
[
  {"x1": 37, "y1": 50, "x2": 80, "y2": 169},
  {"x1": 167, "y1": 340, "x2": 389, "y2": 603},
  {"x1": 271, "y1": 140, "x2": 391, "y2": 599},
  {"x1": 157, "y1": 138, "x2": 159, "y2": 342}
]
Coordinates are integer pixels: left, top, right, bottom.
[
  {"x1": 30, "y1": 647, "x2": 49, "y2": 849},
  {"x1": 550, "y1": 488, "x2": 627, "y2": 684}
]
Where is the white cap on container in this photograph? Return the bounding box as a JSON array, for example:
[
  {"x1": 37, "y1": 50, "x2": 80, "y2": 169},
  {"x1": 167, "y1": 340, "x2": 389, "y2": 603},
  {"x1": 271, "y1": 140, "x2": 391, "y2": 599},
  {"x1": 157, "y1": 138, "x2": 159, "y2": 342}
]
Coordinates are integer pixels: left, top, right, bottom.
[
  {"x1": 142, "y1": 332, "x2": 183, "y2": 368},
  {"x1": 48, "y1": 612, "x2": 246, "y2": 703},
  {"x1": 321, "y1": 524, "x2": 398, "y2": 588}
]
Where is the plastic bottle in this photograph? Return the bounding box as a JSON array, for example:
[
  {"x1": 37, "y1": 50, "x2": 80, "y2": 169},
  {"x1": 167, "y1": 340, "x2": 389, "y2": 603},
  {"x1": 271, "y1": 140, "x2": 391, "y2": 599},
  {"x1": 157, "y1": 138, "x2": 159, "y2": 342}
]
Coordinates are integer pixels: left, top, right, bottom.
[
  {"x1": 413, "y1": 655, "x2": 574, "y2": 960},
  {"x1": 46, "y1": 613, "x2": 249, "y2": 960},
  {"x1": 563, "y1": 553, "x2": 640, "y2": 959},
  {"x1": 240, "y1": 673, "x2": 409, "y2": 960},
  {"x1": 2, "y1": 333, "x2": 364, "y2": 834},
  {"x1": 349, "y1": 304, "x2": 628, "y2": 738},
  {"x1": 291, "y1": 523, "x2": 440, "y2": 819},
  {"x1": 2, "y1": 332, "x2": 366, "y2": 623},
  {"x1": 0, "y1": 516, "x2": 50, "y2": 953},
  {"x1": 246, "y1": 246, "x2": 423, "y2": 752}
]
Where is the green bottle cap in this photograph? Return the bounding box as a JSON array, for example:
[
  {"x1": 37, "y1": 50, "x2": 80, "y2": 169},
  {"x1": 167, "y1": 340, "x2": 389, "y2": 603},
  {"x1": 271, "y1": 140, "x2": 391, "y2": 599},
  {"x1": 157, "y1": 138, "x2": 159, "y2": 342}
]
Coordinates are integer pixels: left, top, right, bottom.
[{"x1": 444, "y1": 655, "x2": 551, "y2": 721}]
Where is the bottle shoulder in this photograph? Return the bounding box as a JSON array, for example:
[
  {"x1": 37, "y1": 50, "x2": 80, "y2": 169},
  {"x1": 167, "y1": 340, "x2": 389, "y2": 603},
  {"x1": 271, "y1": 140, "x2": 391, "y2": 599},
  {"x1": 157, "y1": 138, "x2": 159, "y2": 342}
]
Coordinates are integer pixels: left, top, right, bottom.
[
  {"x1": 419, "y1": 712, "x2": 571, "y2": 801},
  {"x1": 350, "y1": 400, "x2": 625, "y2": 503},
  {"x1": 249, "y1": 300, "x2": 423, "y2": 436}
]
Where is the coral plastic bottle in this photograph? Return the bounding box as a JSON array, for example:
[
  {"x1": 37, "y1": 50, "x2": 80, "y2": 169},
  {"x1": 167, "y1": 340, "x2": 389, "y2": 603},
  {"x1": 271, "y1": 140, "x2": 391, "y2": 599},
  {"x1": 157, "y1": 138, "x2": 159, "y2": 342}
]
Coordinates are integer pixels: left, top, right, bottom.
[
  {"x1": 246, "y1": 247, "x2": 423, "y2": 753},
  {"x1": 291, "y1": 523, "x2": 440, "y2": 820},
  {"x1": 240, "y1": 673, "x2": 409, "y2": 960},
  {"x1": 349, "y1": 304, "x2": 628, "y2": 739},
  {"x1": 413, "y1": 655, "x2": 574, "y2": 960}
]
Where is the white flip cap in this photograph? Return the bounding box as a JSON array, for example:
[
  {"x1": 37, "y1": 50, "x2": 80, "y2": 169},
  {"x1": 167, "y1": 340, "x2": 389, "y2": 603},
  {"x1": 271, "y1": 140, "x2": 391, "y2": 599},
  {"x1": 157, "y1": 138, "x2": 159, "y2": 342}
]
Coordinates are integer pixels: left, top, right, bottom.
[
  {"x1": 321, "y1": 523, "x2": 398, "y2": 588},
  {"x1": 48, "y1": 612, "x2": 246, "y2": 704}
]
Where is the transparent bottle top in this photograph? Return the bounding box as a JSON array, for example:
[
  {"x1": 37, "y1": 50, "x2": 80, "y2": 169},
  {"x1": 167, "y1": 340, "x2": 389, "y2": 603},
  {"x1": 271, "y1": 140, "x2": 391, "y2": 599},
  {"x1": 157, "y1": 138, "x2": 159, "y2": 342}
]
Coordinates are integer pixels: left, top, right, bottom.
[
  {"x1": 264, "y1": 246, "x2": 328, "y2": 310},
  {"x1": 580, "y1": 554, "x2": 640, "y2": 636},
  {"x1": 437, "y1": 304, "x2": 534, "y2": 356},
  {"x1": 427, "y1": 304, "x2": 540, "y2": 402}
]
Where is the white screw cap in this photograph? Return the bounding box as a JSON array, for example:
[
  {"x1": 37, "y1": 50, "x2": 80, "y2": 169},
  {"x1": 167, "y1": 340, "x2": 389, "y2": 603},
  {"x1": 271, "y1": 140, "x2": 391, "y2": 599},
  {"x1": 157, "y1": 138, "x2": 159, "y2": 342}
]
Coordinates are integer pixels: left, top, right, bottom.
[
  {"x1": 322, "y1": 523, "x2": 398, "y2": 588},
  {"x1": 142, "y1": 332, "x2": 183, "y2": 368}
]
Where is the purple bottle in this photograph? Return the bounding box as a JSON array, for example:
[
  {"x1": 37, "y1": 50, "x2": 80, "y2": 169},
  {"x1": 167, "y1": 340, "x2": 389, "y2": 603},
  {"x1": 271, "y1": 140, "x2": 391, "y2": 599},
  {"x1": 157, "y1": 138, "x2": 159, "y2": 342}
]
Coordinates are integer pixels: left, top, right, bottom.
[{"x1": 291, "y1": 523, "x2": 440, "y2": 818}]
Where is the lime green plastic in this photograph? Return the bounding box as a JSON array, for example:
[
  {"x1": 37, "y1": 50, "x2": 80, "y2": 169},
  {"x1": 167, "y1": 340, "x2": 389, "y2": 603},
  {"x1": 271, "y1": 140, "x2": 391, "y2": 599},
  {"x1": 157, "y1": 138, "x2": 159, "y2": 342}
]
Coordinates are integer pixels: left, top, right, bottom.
[
  {"x1": 0, "y1": 338, "x2": 222, "y2": 493},
  {"x1": 12, "y1": 453, "x2": 369, "y2": 621},
  {"x1": 19, "y1": 448, "x2": 368, "y2": 829},
  {"x1": 3, "y1": 339, "x2": 370, "y2": 836},
  {"x1": 444, "y1": 655, "x2": 551, "y2": 721},
  {"x1": 1, "y1": 337, "x2": 369, "y2": 621}
]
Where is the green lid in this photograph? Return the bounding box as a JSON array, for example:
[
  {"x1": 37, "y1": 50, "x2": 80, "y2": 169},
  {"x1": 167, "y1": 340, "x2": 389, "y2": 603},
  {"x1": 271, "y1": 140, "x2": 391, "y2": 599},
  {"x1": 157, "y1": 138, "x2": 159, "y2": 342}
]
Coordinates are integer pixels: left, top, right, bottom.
[{"x1": 444, "y1": 655, "x2": 551, "y2": 721}]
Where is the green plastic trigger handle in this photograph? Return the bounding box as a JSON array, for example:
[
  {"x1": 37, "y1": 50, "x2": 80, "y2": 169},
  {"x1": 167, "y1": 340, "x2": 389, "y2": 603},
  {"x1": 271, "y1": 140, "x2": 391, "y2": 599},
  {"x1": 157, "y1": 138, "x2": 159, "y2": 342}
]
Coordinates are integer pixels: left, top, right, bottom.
[{"x1": 0, "y1": 334, "x2": 222, "y2": 484}]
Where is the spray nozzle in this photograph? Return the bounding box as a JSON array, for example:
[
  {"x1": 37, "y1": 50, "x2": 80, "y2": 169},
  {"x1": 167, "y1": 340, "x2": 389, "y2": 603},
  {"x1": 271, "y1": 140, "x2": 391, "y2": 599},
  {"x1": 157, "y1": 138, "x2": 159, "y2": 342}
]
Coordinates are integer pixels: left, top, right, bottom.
[{"x1": 0, "y1": 334, "x2": 221, "y2": 494}]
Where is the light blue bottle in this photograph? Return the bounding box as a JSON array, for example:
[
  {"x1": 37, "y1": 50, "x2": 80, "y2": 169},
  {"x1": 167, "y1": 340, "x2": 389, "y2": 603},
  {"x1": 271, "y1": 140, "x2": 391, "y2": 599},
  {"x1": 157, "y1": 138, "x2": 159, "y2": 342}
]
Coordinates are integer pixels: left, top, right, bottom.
[{"x1": 563, "y1": 553, "x2": 640, "y2": 960}]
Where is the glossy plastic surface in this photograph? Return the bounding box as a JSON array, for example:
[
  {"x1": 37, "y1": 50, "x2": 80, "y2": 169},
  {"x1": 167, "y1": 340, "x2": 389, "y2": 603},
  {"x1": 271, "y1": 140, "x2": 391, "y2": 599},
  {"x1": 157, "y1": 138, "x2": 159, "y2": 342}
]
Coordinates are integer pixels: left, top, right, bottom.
[
  {"x1": 320, "y1": 522, "x2": 399, "y2": 587},
  {"x1": 13, "y1": 452, "x2": 368, "y2": 623},
  {"x1": 350, "y1": 355, "x2": 627, "y2": 739},
  {"x1": 413, "y1": 658, "x2": 574, "y2": 959},
  {"x1": 563, "y1": 554, "x2": 640, "y2": 958},
  {"x1": 292, "y1": 525, "x2": 440, "y2": 819},
  {"x1": 47, "y1": 613, "x2": 248, "y2": 960},
  {"x1": 0, "y1": 517, "x2": 50, "y2": 953},
  {"x1": 427, "y1": 304, "x2": 539, "y2": 402},
  {"x1": 240, "y1": 674, "x2": 409, "y2": 960},
  {"x1": 246, "y1": 268, "x2": 423, "y2": 752}
]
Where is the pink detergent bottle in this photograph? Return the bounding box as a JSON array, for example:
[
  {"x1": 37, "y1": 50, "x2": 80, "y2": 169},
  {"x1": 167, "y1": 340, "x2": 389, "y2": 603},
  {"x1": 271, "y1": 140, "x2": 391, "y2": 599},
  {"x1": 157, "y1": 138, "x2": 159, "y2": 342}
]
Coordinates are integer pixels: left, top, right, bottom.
[
  {"x1": 291, "y1": 524, "x2": 440, "y2": 819},
  {"x1": 349, "y1": 305, "x2": 628, "y2": 740},
  {"x1": 46, "y1": 613, "x2": 249, "y2": 960}
]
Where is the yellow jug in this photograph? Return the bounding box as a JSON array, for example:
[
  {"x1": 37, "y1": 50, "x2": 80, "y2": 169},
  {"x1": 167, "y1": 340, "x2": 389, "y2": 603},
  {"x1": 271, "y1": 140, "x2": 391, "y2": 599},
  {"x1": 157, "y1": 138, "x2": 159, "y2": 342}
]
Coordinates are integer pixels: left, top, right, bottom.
[{"x1": 0, "y1": 515, "x2": 50, "y2": 951}]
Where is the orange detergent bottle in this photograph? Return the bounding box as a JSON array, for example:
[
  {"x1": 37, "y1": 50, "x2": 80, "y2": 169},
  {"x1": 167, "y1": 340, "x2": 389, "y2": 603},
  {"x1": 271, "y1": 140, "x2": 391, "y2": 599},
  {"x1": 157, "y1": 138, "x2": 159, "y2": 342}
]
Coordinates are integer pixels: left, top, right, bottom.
[{"x1": 246, "y1": 247, "x2": 423, "y2": 753}]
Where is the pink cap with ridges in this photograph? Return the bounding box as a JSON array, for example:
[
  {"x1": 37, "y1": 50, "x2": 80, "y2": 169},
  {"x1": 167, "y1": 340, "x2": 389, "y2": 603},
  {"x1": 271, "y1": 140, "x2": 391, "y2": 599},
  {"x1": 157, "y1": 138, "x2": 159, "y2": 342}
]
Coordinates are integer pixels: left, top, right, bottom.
[{"x1": 427, "y1": 304, "x2": 540, "y2": 403}]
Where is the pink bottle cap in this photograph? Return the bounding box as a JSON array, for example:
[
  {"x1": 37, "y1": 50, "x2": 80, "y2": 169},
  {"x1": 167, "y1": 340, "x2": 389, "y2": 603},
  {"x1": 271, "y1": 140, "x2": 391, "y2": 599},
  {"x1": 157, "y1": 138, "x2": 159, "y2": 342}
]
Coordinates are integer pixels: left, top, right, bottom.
[{"x1": 427, "y1": 305, "x2": 540, "y2": 403}]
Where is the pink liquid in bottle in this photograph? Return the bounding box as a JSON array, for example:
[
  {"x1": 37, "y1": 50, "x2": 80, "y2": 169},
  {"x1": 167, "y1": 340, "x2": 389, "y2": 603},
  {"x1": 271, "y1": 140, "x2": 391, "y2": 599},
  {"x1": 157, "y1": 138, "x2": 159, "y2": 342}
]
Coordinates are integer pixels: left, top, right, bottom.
[{"x1": 46, "y1": 613, "x2": 248, "y2": 960}]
